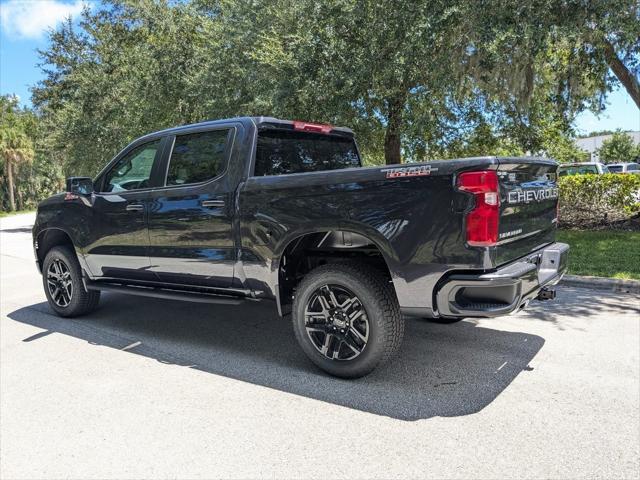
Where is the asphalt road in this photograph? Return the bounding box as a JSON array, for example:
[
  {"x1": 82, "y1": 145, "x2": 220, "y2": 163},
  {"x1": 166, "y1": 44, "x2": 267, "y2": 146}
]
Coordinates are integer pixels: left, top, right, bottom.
[{"x1": 1, "y1": 213, "x2": 639, "y2": 479}]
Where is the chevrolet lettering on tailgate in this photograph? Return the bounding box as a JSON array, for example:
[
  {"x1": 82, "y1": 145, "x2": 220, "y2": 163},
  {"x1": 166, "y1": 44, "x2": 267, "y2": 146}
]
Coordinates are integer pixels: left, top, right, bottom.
[{"x1": 507, "y1": 187, "x2": 559, "y2": 204}]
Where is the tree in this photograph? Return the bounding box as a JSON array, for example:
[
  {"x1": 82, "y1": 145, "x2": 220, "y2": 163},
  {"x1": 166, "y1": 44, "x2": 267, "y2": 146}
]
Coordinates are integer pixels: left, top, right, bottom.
[
  {"x1": 489, "y1": 1, "x2": 640, "y2": 110},
  {"x1": 33, "y1": 1, "x2": 215, "y2": 175},
  {"x1": 550, "y1": 1, "x2": 640, "y2": 109},
  {"x1": 0, "y1": 96, "x2": 35, "y2": 211},
  {"x1": 209, "y1": 0, "x2": 637, "y2": 164},
  {"x1": 597, "y1": 131, "x2": 640, "y2": 163},
  {"x1": 33, "y1": 0, "x2": 638, "y2": 170},
  {"x1": 580, "y1": 130, "x2": 616, "y2": 138}
]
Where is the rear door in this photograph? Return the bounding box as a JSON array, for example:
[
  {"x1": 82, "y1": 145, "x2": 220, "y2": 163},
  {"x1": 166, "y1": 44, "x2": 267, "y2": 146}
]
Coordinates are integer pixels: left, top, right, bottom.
[
  {"x1": 146, "y1": 126, "x2": 237, "y2": 288},
  {"x1": 495, "y1": 159, "x2": 559, "y2": 265}
]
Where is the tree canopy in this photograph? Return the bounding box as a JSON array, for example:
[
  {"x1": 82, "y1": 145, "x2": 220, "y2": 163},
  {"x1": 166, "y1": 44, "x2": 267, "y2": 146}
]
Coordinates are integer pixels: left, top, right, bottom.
[{"x1": 26, "y1": 0, "x2": 640, "y2": 175}]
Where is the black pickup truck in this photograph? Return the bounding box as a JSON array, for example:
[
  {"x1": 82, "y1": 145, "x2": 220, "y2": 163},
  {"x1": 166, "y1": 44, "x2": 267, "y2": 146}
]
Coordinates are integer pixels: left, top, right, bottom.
[{"x1": 33, "y1": 117, "x2": 568, "y2": 377}]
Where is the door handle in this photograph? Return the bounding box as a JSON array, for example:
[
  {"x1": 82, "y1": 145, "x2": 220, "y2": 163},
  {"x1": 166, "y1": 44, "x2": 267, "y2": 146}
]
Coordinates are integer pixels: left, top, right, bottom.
[
  {"x1": 201, "y1": 200, "x2": 225, "y2": 208},
  {"x1": 126, "y1": 204, "x2": 144, "y2": 212}
]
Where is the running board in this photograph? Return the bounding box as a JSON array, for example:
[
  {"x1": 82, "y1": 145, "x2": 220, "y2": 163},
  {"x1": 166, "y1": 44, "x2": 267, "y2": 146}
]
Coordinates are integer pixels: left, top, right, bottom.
[{"x1": 85, "y1": 281, "x2": 248, "y2": 305}]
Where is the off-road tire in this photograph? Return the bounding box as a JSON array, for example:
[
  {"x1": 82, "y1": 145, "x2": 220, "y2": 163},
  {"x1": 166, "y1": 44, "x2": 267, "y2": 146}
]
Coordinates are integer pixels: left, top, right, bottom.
[
  {"x1": 292, "y1": 262, "x2": 403, "y2": 378},
  {"x1": 42, "y1": 246, "x2": 100, "y2": 317}
]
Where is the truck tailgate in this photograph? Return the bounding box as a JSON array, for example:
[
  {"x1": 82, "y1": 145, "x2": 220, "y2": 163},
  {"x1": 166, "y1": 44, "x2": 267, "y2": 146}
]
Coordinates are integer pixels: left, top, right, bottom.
[{"x1": 495, "y1": 159, "x2": 559, "y2": 266}]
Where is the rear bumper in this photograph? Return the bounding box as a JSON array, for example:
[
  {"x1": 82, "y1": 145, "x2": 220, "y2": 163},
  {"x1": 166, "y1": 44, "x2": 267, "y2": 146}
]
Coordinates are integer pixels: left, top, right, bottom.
[{"x1": 435, "y1": 242, "x2": 569, "y2": 318}]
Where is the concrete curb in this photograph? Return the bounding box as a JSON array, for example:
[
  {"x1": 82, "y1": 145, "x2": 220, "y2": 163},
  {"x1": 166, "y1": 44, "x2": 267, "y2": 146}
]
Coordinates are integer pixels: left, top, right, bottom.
[{"x1": 560, "y1": 274, "x2": 640, "y2": 294}]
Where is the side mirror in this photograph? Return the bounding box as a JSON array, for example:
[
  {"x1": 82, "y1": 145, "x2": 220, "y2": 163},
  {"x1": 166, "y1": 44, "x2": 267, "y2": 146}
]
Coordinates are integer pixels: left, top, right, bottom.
[{"x1": 66, "y1": 177, "x2": 94, "y2": 195}]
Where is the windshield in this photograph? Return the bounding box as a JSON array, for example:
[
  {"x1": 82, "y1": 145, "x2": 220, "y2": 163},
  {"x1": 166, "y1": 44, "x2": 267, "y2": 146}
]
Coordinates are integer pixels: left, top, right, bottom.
[{"x1": 254, "y1": 130, "x2": 361, "y2": 176}]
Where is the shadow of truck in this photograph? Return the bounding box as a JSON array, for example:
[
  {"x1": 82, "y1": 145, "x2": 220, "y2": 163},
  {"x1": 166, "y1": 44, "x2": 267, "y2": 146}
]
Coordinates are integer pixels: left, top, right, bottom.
[{"x1": 8, "y1": 294, "x2": 544, "y2": 421}]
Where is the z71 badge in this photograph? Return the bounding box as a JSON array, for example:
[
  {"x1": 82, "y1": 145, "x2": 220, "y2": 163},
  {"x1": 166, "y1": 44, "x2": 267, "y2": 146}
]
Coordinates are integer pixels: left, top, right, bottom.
[{"x1": 381, "y1": 165, "x2": 438, "y2": 178}]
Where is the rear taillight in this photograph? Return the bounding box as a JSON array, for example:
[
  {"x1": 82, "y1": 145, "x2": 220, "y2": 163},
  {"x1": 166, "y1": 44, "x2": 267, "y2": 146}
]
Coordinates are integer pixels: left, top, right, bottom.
[{"x1": 457, "y1": 170, "x2": 500, "y2": 247}]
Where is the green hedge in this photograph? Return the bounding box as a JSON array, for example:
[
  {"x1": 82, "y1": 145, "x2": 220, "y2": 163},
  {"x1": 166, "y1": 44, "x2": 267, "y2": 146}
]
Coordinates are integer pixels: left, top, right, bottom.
[{"x1": 558, "y1": 174, "x2": 640, "y2": 229}]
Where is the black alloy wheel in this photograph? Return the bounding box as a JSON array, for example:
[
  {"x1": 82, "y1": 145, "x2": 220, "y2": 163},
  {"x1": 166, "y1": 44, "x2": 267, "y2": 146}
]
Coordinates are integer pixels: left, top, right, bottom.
[
  {"x1": 42, "y1": 246, "x2": 101, "y2": 317},
  {"x1": 46, "y1": 258, "x2": 73, "y2": 307},
  {"x1": 292, "y1": 262, "x2": 403, "y2": 378},
  {"x1": 304, "y1": 284, "x2": 370, "y2": 361}
]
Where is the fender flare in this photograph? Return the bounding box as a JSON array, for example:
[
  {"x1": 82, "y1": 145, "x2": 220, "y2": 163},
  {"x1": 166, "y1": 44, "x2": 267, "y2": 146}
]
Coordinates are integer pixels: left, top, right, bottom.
[
  {"x1": 271, "y1": 222, "x2": 402, "y2": 315},
  {"x1": 35, "y1": 227, "x2": 91, "y2": 275}
]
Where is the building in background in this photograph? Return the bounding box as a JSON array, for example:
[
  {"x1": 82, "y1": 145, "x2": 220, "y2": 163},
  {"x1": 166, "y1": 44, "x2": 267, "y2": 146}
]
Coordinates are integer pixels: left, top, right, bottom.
[{"x1": 576, "y1": 131, "x2": 640, "y2": 161}]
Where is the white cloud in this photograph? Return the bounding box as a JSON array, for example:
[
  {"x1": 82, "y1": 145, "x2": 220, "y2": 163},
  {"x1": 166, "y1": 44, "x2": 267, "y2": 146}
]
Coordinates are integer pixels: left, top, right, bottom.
[{"x1": 0, "y1": 0, "x2": 85, "y2": 39}]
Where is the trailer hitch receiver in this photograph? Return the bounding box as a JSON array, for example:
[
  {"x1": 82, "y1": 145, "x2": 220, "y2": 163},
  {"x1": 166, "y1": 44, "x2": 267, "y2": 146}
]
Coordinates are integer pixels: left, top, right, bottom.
[{"x1": 537, "y1": 287, "x2": 556, "y2": 301}]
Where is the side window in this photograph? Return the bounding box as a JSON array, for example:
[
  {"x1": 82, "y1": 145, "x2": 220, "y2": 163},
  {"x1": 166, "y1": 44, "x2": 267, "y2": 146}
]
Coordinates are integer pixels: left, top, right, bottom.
[
  {"x1": 166, "y1": 129, "x2": 230, "y2": 186},
  {"x1": 577, "y1": 166, "x2": 598, "y2": 174},
  {"x1": 103, "y1": 140, "x2": 161, "y2": 192}
]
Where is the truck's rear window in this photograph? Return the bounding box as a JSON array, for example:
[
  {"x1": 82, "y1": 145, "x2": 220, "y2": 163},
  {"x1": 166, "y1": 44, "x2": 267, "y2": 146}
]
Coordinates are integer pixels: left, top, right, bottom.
[{"x1": 254, "y1": 130, "x2": 360, "y2": 176}]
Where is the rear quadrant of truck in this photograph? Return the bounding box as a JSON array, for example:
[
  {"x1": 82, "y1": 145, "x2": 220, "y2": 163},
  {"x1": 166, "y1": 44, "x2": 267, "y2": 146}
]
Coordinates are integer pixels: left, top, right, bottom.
[{"x1": 439, "y1": 157, "x2": 568, "y2": 317}]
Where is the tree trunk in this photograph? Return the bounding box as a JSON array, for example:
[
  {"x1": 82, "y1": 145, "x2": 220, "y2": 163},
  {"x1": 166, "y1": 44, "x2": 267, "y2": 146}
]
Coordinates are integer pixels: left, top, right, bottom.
[
  {"x1": 384, "y1": 129, "x2": 401, "y2": 165},
  {"x1": 6, "y1": 159, "x2": 15, "y2": 211},
  {"x1": 384, "y1": 97, "x2": 404, "y2": 165},
  {"x1": 17, "y1": 184, "x2": 24, "y2": 211},
  {"x1": 603, "y1": 39, "x2": 640, "y2": 109}
]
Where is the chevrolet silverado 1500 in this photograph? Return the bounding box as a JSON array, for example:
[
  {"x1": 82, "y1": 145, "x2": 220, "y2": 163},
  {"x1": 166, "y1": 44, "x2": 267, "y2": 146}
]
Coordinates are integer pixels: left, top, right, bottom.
[{"x1": 33, "y1": 117, "x2": 568, "y2": 377}]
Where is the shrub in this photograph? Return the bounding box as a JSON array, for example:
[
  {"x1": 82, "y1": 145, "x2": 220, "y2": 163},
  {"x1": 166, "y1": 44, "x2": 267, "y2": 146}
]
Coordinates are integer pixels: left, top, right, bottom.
[{"x1": 558, "y1": 174, "x2": 640, "y2": 229}]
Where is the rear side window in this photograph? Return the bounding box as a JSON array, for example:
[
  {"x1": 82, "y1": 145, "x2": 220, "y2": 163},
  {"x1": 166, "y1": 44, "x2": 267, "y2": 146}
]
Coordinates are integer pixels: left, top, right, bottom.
[
  {"x1": 628, "y1": 163, "x2": 640, "y2": 171},
  {"x1": 254, "y1": 130, "x2": 361, "y2": 176},
  {"x1": 608, "y1": 165, "x2": 623, "y2": 173},
  {"x1": 166, "y1": 129, "x2": 230, "y2": 186}
]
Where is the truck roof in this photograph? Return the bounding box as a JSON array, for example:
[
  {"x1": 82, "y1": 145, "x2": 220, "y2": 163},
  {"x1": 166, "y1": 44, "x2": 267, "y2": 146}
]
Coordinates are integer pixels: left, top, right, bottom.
[{"x1": 139, "y1": 116, "x2": 354, "y2": 141}]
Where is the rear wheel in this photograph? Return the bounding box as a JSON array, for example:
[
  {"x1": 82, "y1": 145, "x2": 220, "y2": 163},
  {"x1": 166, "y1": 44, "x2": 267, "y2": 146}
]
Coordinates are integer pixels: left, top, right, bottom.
[
  {"x1": 42, "y1": 246, "x2": 100, "y2": 317},
  {"x1": 292, "y1": 263, "x2": 403, "y2": 378}
]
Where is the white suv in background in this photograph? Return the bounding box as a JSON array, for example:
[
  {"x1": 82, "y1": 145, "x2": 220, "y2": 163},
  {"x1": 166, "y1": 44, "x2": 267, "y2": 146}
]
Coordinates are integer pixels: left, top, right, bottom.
[
  {"x1": 607, "y1": 162, "x2": 640, "y2": 174},
  {"x1": 557, "y1": 162, "x2": 610, "y2": 176}
]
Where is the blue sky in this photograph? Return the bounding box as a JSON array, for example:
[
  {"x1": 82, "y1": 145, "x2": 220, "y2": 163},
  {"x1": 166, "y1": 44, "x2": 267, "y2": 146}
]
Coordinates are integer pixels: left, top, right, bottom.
[{"x1": 1, "y1": 0, "x2": 639, "y2": 136}]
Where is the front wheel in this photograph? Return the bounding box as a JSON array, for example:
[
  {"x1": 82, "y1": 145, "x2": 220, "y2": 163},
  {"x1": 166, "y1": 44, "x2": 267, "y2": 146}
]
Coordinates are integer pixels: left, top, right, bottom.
[
  {"x1": 292, "y1": 263, "x2": 403, "y2": 378},
  {"x1": 42, "y1": 246, "x2": 100, "y2": 317}
]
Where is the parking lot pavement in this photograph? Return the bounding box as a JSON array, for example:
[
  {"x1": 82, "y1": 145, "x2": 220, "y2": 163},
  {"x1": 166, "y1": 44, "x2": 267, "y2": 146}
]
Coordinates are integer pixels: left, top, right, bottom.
[{"x1": 1, "y1": 213, "x2": 639, "y2": 479}]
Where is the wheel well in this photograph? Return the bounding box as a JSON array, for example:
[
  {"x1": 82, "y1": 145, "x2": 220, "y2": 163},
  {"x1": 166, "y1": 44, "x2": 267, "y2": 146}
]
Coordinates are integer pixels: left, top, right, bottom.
[
  {"x1": 277, "y1": 231, "x2": 394, "y2": 315},
  {"x1": 36, "y1": 229, "x2": 75, "y2": 267}
]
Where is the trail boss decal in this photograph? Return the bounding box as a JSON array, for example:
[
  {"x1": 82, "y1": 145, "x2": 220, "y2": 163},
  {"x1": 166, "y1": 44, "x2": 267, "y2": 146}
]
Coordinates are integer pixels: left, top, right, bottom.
[
  {"x1": 507, "y1": 187, "x2": 559, "y2": 204},
  {"x1": 381, "y1": 165, "x2": 438, "y2": 178}
]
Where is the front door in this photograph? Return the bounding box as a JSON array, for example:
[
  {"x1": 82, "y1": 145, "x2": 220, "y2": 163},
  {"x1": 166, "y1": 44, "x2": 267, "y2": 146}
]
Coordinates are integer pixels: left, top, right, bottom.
[
  {"x1": 85, "y1": 138, "x2": 164, "y2": 281},
  {"x1": 146, "y1": 127, "x2": 236, "y2": 288}
]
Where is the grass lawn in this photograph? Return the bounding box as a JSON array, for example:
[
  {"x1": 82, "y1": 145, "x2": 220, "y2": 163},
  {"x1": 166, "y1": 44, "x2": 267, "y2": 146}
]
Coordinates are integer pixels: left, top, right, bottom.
[
  {"x1": 0, "y1": 209, "x2": 35, "y2": 218},
  {"x1": 557, "y1": 230, "x2": 640, "y2": 280}
]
